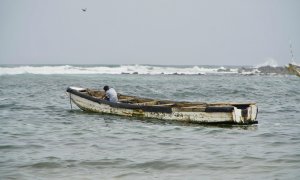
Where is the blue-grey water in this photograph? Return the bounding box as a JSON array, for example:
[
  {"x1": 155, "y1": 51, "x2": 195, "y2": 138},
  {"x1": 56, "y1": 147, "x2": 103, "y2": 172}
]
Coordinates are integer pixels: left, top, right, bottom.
[{"x1": 0, "y1": 73, "x2": 299, "y2": 179}]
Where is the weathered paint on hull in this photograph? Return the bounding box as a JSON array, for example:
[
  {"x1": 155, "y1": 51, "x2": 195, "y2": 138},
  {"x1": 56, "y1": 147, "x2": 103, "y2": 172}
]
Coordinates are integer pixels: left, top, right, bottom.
[{"x1": 69, "y1": 93, "x2": 257, "y2": 124}]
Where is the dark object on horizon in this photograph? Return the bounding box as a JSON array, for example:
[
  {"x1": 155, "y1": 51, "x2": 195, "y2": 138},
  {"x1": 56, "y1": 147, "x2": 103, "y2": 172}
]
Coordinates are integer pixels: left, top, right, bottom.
[
  {"x1": 217, "y1": 68, "x2": 231, "y2": 72},
  {"x1": 82, "y1": 8, "x2": 87, "y2": 12},
  {"x1": 287, "y1": 63, "x2": 300, "y2": 77},
  {"x1": 238, "y1": 66, "x2": 292, "y2": 75},
  {"x1": 257, "y1": 66, "x2": 291, "y2": 75}
]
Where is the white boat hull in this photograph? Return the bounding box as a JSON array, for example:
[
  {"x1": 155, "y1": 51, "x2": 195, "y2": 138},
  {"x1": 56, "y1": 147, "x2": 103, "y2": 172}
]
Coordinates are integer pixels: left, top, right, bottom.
[{"x1": 67, "y1": 87, "x2": 258, "y2": 125}]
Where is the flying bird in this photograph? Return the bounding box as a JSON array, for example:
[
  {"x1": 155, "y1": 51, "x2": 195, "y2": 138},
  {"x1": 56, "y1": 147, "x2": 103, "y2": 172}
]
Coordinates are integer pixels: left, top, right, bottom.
[{"x1": 82, "y1": 8, "x2": 87, "y2": 12}]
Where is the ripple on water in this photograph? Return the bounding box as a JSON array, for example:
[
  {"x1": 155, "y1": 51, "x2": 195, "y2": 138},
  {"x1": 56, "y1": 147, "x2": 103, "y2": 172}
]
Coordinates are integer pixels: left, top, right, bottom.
[
  {"x1": 0, "y1": 102, "x2": 17, "y2": 108},
  {"x1": 45, "y1": 156, "x2": 61, "y2": 160},
  {"x1": 1, "y1": 73, "x2": 299, "y2": 179},
  {"x1": 252, "y1": 132, "x2": 274, "y2": 138},
  {"x1": 127, "y1": 160, "x2": 183, "y2": 170},
  {"x1": 78, "y1": 158, "x2": 129, "y2": 168},
  {"x1": 24, "y1": 162, "x2": 63, "y2": 169},
  {"x1": 0, "y1": 145, "x2": 23, "y2": 150},
  {"x1": 0, "y1": 144, "x2": 45, "y2": 150}
]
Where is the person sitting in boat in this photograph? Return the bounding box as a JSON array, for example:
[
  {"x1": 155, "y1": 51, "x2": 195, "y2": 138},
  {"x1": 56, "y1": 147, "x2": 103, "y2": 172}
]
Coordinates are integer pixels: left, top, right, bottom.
[{"x1": 103, "y1": 85, "x2": 118, "y2": 103}]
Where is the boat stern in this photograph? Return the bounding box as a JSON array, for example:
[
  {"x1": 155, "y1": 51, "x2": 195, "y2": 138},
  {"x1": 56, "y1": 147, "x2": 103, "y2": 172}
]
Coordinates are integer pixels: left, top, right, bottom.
[{"x1": 232, "y1": 104, "x2": 258, "y2": 124}]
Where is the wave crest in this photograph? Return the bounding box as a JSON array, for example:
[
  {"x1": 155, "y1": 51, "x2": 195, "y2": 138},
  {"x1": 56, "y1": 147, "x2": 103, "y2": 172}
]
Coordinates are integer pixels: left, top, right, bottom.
[{"x1": 0, "y1": 65, "x2": 238, "y2": 75}]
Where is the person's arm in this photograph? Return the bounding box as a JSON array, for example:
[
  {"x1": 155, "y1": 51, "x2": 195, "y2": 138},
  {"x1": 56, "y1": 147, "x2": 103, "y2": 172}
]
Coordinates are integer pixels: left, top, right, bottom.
[
  {"x1": 101, "y1": 93, "x2": 107, "y2": 99},
  {"x1": 102, "y1": 91, "x2": 109, "y2": 100}
]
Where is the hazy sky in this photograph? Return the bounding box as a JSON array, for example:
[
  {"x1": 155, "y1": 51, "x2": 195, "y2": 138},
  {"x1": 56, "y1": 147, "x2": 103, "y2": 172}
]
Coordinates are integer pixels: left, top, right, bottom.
[{"x1": 0, "y1": 0, "x2": 299, "y2": 66}]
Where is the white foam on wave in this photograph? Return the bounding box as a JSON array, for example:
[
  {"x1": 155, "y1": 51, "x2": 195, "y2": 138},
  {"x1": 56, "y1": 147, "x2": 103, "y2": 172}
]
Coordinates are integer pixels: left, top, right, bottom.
[
  {"x1": 0, "y1": 65, "x2": 123, "y2": 75},
  {"x1": 255, "y1": 58, "x2": 279, "y2": 68},
  {"x1": 0, "y1": 65, "x2": 238, "y2": 75}
]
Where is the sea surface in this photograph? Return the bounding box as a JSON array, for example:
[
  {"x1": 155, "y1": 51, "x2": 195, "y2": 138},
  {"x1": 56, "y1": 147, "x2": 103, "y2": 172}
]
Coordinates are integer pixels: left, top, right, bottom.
[{"x1": 0, "y1": 65, "x2": 300, "y2": 179}]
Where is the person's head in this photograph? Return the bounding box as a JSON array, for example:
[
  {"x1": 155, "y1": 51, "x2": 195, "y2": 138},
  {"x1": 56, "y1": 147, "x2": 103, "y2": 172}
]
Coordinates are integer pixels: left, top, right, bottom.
[{"x1": 103, "y1": 85, "x2": 109, "y2": 91}]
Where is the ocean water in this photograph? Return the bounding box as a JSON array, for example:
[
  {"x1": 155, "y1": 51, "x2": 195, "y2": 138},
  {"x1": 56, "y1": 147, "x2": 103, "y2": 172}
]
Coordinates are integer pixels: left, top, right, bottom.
[{"x1": 0, "y1": 66, "x2": 300, "y2": 179}]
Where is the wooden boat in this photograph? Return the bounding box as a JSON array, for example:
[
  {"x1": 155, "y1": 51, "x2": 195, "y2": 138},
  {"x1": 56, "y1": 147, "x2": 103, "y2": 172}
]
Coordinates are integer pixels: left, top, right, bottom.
[
  {"x1": 66, "y1": 87, "x2": 258, "y2": 125},
  {"x1": 287, "y1": 63, "x2": 300, "y2": 77}
]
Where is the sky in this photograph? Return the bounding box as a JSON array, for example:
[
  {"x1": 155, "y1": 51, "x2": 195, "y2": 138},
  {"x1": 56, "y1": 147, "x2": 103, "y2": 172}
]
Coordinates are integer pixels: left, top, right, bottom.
[{"x1": 0, "y1": 0, "x2": 299, "y2": 66}]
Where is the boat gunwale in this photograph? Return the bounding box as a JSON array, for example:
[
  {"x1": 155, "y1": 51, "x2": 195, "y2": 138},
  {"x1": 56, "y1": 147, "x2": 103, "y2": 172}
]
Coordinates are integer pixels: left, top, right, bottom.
[
  {"x1": 66, "y1": 87, "x2": 256, "y2": 114},
  {"x1": 67, "y1": 87, "x2": 173, "y2": 113}
]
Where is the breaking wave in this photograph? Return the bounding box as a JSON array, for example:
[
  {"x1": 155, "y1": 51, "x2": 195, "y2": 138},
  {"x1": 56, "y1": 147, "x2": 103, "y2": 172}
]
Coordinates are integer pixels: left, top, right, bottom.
[
  {"x1": 255, "y1": 58, "x2": 279, "y2": 68},
  {"x1": 0, "y1": 65, "x2": 239, "y2": 75},
  {"x1": 0, "y1": 63, "x2": 293, "y2": 76}
]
